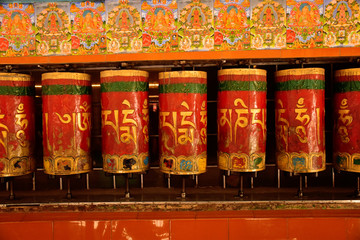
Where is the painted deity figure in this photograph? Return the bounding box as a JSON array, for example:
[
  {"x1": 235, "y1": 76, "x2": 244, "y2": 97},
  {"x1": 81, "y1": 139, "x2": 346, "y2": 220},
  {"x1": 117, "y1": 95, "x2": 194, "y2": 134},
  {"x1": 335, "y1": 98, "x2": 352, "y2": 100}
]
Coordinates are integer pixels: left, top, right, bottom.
[
  {"x1": 264, "y1": 6, "x2": 274, "y2": 26},
  {"x1": 81, "y1": 11, "x2": 97, "y2": 33},
  {"x1": 336, "y1": 3, "x2": 349, "y2": 25},
  {"x1": 225, "y1": 6, "x2": 244, "y2": 29},
  {"x1": 8, "y1": 12, "x2": 27, "y2": 35},
  {"x1": 296, "y1": 3, "x2": 314, "y2": 27},
  {"x1": 152, "y1": 8, "x2": 169, "y2": 31},
  {"x1": 119, "y1": 10, "x2": 130, "y2": 30},
  {"x1": 48, "y1": 13, "x2": 59, "y2": 33},
  {"x1": 191, "y1": 8, "x2": 202, "y2": 28}
]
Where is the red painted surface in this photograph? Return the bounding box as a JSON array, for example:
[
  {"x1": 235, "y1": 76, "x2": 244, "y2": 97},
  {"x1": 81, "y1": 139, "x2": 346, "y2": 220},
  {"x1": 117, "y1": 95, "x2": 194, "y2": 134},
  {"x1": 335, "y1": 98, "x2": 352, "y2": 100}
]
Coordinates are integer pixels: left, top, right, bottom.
[
  {"x1": 42, "y1": 74, "x2": 92, "y2": 175},
  {"x1": 334, "y1": 69, "x2": 360, "y2": 173},
  {"x1": 0, "y1": 77, "x2": 35, "y2": 177},
  {"x1": 101, "y1": 71, "x2": 149, "y2": 173},
  {"x1": 217, "y1": 69, "x2": 267, "y2": 172},
  {"x1": 171, "y1": 219, "x2": 228, "y2": 240},
  {"x1": 112, "y1": 220, "x2": 170, "y2": 240},
  {"x1": 275, "y1": 69, "x2": 325, "y2": 173},
  {"x1": 3, "y1": 47, "x2": 360, "y2": 65},
  {"x1": 54, "y1": 221, "x2": 111, "y2": 240},
  {"x1": 159, "y1": 72, "x2": 207, "y2": 175},
  {"x1": 0, "y1": 211, "x2": 359, "y2": 240}
]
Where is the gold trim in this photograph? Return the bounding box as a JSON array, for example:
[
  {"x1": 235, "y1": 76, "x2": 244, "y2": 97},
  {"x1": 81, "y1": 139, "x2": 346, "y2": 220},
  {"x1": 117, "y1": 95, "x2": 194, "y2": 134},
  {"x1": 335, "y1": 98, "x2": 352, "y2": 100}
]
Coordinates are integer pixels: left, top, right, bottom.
[
  {"x1": 100, "y1": 70, "x2": 149, "y2": 78},
  {"x1": 276, "y1": 152, "x2": 326, "y2": 173},
  {"x1": 42, "y1": 72, "x2": 91, "y2": 81},
  {"x1": 0, "y1": 73, "x2": 31, "y2": 82},
  {"x1": 160, "y1": 169, "x2": 207, "y2": 175},
  {"x1": 218, "y1": 68, "x2": 267, "y2": 77},
  {"x1": 159, "y1": 71, "x2": 207, "y2": 79},
  {"x1": 335, "y1": 68, "x2": 360, "y2": 77},
  {"x1": 276, "y1": 68, "x2": 325, "y2": 77},
  {"x1": 44, "y1": 169, "x2": 91, "y2": 176}
]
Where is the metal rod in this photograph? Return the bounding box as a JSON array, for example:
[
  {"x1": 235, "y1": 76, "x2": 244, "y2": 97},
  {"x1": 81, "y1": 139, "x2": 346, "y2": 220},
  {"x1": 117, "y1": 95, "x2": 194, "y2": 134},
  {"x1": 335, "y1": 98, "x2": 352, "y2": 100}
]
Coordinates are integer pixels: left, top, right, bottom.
[
  {"x1": 181, "y1": 176, "x2": 186, "y2": 199},
  {"x1": 60, "y1": 177, "x2": 63, "y2": 190},
  {"x1": 86, "y1": 173, "x2": 90, "y2": 190},
  {"x1": 290, "y1": 172, "x2": 293, "y2": 177},
  {"x1": 66, "y1": 177, "x2": 72, "y2": 199},
  {"x1": 277, "y1": 169, "x2": 281, "y2": 189},
  {"x1": 255, "y1": 172, "x2": 258, "y2": 178},
  {"x1": 222, "y1": 174, "x2": 226, "y2": 189},
  {"x1": 251, "y1": 177, "x2": 254, "y2": 189},
  {"x1": 297, "y1": 174, "x2": 303, "y2": 198},
  {"x1": 113, "y1": 175, "x2": 116, "y2": 189},
  {"x1": 32, "y1": 172, "x2": 36, "y2": 191},
  {"x1": 9, "y1": 179, "x2": 14, "y2": 200},
  {"x1": 195, "y1": 175, "x2": 198, "y2": 188},
  {"x1": 316, "y1": 172, "x2": 318, "y2": 178},
  {"x1": 125, "y1": 174, "x2": 130, "y2": 198},
  {"x1": 305, "y1": 175, "x2": 308, "y2": 189},
  {"x1": 238, "y1": 174, "x2": 244, "y2": 198},
  {"x1": 6, "y1": 181, "x2": 9, "y2": 191},
  {"x1": 167, "y1": 174, "x2": 171, "y2": 189},
  {"x1": 332, "y1": 167, "x2": 335, "y2": 188},
  {"x1": 141, "y1": 173, "x2": 144, "y2": 189},
  {"x1": 356, "y1": 176, "x2": 360, "y2": 197}
]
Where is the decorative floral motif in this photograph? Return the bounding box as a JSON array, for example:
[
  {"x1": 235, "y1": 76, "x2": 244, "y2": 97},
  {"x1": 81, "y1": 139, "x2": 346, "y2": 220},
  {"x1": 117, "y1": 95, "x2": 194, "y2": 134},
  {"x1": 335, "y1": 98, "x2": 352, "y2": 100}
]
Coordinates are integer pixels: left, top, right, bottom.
[
  {"x1": 324, "y1": 0, "x2": 360, "y2": 47},
  {"x1": 214, "y1": 0, "x2": 249, "y2": 51},
  {"x1": 286, "y1": 0, "x2": 323, "y2": 49},
  {"x1": 106, "y1": 0, "x2": 142, "y2": 53},
  {"x1": 251, "y1": 0, "x2": 286, "y2": 49},
  {"x1": 35, "y1": 2, "x2": 71, "y2": 56},
  {"x1": 71, "y1": 1, "x2": 106, "y2": 55},
  {"x1": 179, "y1": 0, "x2": 213, "y2": 51},
  {"x1": 0, "y1": 3, "x2": 35, "y2": 57},
  {"x1": 142, "y1": 0, "x2": 178, "y2": 52}
]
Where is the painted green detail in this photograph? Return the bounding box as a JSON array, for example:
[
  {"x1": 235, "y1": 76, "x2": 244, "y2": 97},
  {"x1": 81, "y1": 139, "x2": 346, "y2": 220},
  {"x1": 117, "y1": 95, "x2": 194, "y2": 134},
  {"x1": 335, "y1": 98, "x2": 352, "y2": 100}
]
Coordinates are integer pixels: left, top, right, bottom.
[
  {"x1": 219, "y1": 81, "x2": 267, "y2": 91},
  {"x1": 335, "y1": 81, "x2": 360, "y2": 93},
  {"x1": 354, "y1": 158, "x2": 360, "y2": 165},
  {"x1": 276, "y1": 79, "x2": 325, "y2": 91},
  {"x1": 253, "y1": 157, "x2": 263, "y2": 168},
  {"x1": 101, "y1": 81, "x2": 148, "y2": 92},
  {"x1": 0, "y1": 86, "x2": 35, "y2": 96},
  {"x1": 336, "y1": 155, "x2": 346, "y2": 166},
  {"x1": 159, "y1": 83, "x2": 207, "y2": 94},
  {"x1": 42, "y1": 85, "x2": 91, "y2": 95}
]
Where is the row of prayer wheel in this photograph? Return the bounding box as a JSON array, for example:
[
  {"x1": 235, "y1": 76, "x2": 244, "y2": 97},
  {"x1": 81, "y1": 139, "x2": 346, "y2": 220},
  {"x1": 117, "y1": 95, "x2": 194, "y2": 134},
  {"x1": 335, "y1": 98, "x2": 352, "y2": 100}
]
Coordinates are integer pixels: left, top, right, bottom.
[{"x1": 0, "y1": 68, "x2": 359, "y2": 178}]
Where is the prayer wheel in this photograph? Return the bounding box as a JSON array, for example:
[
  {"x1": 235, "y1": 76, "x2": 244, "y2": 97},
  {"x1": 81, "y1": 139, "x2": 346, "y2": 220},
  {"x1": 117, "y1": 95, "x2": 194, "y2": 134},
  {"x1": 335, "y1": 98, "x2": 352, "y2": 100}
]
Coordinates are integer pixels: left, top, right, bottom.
[
  {"x1": 159, "y1": 71, "x2": 207, "y2": 175},
  {"x1": 101, "y1": 70, "x2": 149, "y2": 173},
  {"x1": 0, "y1": 73, "x2": 35, "y2": 177},
  {"x1": 42, "y1": 72, "x2": 92, "y2": 175},
  {"x1": 217, "y1": 69, "x2": 267, "y2": 172},
  {"x1": 275, "y1": 68, "x2": 325, "y2": 173},
  {"x1": 334, "y1": 68, "x2": 360, "y2": 173}
]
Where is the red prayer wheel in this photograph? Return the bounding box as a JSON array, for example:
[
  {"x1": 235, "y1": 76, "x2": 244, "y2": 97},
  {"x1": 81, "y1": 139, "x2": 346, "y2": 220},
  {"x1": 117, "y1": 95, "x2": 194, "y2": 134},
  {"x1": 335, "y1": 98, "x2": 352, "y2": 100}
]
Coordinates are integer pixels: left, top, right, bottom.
[
  {"x1": 217, "y1": 69, "x2": 267, "y2": 172},
  {"x1": 159, "y1": 71, "x2": 207, "y2": 175},
  {"x1": 334, "y1": 68, "x2": 360, "y2": 173},
  {"x1": 101, "y1": 70, "x2": 149, "y2": 173},
  {"x1": 275, "y1": 68, "x2": 325, "y2": 173},
  {"x1": 42, "y1": 72, "x2": 92, "y2": 175},
  {"x1": 0, "y1": 73, "x2": 35, "y2": 177}
]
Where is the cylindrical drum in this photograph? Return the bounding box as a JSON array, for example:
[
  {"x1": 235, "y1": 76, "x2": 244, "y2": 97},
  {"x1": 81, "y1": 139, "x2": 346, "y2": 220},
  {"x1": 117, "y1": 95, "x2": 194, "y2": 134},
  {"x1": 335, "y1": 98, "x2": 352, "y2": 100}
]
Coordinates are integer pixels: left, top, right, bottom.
[
  {"x1": 217, "y1": 69, "x2": 267, "y2": 172},
  {"x1": 334, "y1": 68, "x2": 360, "y2": 172},
  {"x1": 0, "y1": 73, "x2": 35, "y2": 177},
  {"x1": 159, "y1": 71, "x2": 207, "y2": 175},
  {"x1": 101, "y1": 70, "x2": 149, "y2": 173},
  {"x1": 42, "y1": 72, "x2": 92, "y2": 175},
  {"x1": 275, "y1": 68, "x2": 325, "y2": 173}
]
